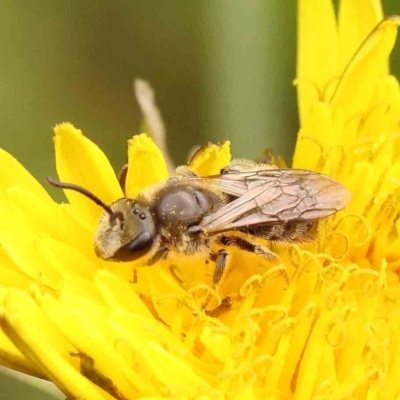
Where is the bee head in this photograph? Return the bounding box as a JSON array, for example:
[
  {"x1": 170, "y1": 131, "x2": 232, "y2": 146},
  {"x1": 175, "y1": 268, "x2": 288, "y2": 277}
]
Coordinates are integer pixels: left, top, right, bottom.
[
  {"x1": 46, "y1": 178, "x2": 156, "y2": 262},
  {"x1": 95, "y1": 198, "x2": 156, "y2": 261}
]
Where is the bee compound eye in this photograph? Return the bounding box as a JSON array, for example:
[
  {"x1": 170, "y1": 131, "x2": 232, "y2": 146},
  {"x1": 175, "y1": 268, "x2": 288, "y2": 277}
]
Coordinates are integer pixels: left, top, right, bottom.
[
  {"x1": 139, "y1": 213, "x2": 146, "y2": 220},
  {"x1": 113, "y1": 231, "x2": 154, "y2": 261}
]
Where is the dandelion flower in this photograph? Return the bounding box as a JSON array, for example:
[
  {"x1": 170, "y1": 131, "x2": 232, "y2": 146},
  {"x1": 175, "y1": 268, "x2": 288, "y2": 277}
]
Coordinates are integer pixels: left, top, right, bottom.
[{"x1": 1, "y1": 1, "x2": 400, "y2": 399}]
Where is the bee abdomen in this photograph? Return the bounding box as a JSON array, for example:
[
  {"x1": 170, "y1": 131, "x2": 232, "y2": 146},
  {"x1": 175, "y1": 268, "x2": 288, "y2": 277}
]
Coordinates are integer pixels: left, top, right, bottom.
[{"x1": 246, "y1": 221, "x2": 318, "y2": 243}]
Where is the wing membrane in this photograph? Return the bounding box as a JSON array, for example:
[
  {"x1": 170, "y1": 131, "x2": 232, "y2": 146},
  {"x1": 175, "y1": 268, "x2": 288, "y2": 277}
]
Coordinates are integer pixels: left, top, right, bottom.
[{"x1": 180, "y1": 169, "x2": 351, "y2": 234}]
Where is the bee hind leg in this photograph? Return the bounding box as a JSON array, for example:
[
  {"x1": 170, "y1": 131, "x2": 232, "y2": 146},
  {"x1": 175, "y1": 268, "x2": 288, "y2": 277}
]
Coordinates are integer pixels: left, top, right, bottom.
[
  {"x1": 205, "y1": 249, "x2": 232, "y2": 316},
  {"x1": 212, "y1": 249, "x2": 229, "y2": 287},
  {"x1": 219, "y1": 236, "x2": 277, "y2": 260},
  {"x1": 211, "y1": 237, "x2": 277, "y2": 287}
]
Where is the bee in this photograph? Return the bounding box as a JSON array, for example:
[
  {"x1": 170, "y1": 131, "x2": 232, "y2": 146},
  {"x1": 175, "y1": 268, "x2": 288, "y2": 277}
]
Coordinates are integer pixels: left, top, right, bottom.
[{"x1": 47, "y1": 158, "x2": 351, "y2": 287}]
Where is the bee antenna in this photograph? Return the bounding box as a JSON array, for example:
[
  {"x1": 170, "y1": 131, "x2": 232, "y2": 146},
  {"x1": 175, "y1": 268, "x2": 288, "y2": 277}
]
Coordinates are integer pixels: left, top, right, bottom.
[{"x1": 46, "y1": 177, "x2": 115, "y2": 216}]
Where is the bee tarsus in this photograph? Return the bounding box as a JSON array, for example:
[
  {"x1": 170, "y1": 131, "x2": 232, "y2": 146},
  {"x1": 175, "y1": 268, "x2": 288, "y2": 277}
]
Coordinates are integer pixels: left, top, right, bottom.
[
  {"x1": 147, "y1": 245, "x2": 169, "y2": 265},
  {"x1": 219, "y1": 236, "x2": 276, "y2": 260},
  {"x1": 213, "y1": 249, "x2": 229, "y2": 287}
]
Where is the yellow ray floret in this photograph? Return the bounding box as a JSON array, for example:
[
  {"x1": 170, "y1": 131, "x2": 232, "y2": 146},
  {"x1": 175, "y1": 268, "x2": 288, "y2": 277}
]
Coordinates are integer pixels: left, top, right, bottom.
[{"x1": 54, "y1": 123, "x2": 123, "y2": 223}]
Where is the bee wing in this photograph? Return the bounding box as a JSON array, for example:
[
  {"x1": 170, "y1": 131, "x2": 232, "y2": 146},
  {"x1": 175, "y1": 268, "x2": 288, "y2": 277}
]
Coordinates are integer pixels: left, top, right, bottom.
[{"x1": 191, "y1": 169, "x2": 351, "y2": 234}]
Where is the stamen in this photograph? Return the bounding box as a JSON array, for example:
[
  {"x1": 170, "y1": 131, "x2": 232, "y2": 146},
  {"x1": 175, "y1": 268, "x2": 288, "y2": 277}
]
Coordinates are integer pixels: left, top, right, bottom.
[
  {"x1": 251, "y1": 354, "x2": 273, "y2": 383},
  {"x1": 287, "y1": 245, "x2": 302, "y2": 267},
  {"x1": 183, "y1": 284, "x2": 220, "y2": 312},
  {"x1": 258, "y1": 305, "x2": 288, "y2": 327},
  {"x1": 239, "y1": 275, "x2": 262, "y2": 298},
  {"x1": 155, "y1": 294, "x2": 182, "y2": 307},
  {"x1": 350, "y1": 269, "x2": 381, "y2": 298},
  {"x1": 315, "y1": 253, "x2": 336, "y2": 265},
  {"x1": 333, "y1": 214, "x2": 371, "y2": 247},
  {"x1": 155, "y1": 295, "x2": 185, "y2": 338},
  {"x1": 328, "y1": 231, "x2": 350, "y2": 259},
  {"x1": 325, "y1": 320, "x2": 346, "y2": 348},
  {"x1": 260, "y1": 264, "x2": 289, "y2": 284},
  {"x1": 320, "y1": 262, "x2": 348, "y2": 288},
  {"x1": 296, "y1": 303, "x2": 317, "y2": 322}
]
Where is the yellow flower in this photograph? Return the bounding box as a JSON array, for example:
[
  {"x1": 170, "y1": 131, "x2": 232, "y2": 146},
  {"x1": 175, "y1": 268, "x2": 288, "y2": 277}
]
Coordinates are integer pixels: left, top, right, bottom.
[{"x1": 0, "y1": 2, "x2": 400, "y2": 400}]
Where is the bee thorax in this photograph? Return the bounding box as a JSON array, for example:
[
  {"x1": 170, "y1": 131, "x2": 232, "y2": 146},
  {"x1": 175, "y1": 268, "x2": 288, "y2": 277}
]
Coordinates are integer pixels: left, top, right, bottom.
[{"x1": 154, "y1": 185, "x2": 215, "y2": 231}]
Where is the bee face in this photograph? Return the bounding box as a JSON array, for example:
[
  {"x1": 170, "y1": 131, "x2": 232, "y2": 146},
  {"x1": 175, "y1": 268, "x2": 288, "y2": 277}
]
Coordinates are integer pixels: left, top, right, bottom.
[{"x1": 94, "y1": 198, "x2": 156, "y2": 261}]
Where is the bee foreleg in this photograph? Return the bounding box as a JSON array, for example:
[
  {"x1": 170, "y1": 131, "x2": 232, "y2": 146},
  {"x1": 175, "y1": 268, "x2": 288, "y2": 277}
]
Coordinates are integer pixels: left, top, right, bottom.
[
  {"x1": 212, "y1": 249, "x2": 229, "y2": 288},
  {"x1": 147, "y1": 246, "x2": 169, "y2": 266},
  {"x1": 219, "y1": 236, "x2": 277, "y2": 260}
]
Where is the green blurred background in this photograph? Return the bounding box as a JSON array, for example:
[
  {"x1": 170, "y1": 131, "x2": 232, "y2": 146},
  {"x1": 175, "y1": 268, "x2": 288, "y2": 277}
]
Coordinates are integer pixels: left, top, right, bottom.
[{"x1": 0, "y1": 1, "x2": 399, "y2": 398}]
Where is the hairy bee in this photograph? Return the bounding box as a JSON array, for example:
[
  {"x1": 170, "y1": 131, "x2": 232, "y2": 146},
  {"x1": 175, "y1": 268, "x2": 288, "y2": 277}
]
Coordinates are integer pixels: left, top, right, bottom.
[{"x1": 47, "y1": 158, "x2": 351, "y2": 287}]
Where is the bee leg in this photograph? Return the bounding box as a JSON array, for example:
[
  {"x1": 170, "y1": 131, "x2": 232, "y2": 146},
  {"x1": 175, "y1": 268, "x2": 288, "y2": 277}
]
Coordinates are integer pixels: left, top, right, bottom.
[
  {"x1": 118, "y1": 164, "x2": 128, "y2": 195},
  {"x1": 219, "y1": 236, "x2": 277, "y2": 260},
  {"x1": 206, "y1": 296, "x2": 232, "y2": 317},
  {"x1": 212, "y1": 249, "x2": 229, "y2": 287},
  {"x1": 70, "y1": 352, "x2": 123, "y2": 399},
  {"x1": 205, "y1": 250, "x2": 233, "y2": 316},
  {"x1": 147, "y1": 246, "x2": 169, "y2": 266}
]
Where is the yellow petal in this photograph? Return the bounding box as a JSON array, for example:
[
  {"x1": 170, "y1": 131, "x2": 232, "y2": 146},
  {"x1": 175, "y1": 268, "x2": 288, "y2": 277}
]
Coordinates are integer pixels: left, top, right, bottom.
[
  {"x1": 38, "y1": 289, "x2": 148, "y2": 397},
  {"x1": 0, "y1": 265, "x2": 33, "y2": 289},
  {"x1": 57, "y1": 275, "x2": 104, "y2": 305},
  {"x1": 200, "y1": 326, "x2": 231, "y2": 363},
  {"x1": 297, "y1": 0, "x2": 339, "y2": 125},
  {"x1": 188, "y1": 141, "x2": 231, "y2": 176},
  {"x1": 94, "y1": 270, "x2": 153, "y2": 319},
  {"x1": 370, "y1": 76, "x2": 400, "y2": 144},
  {"x1": 139, "y1": 341, "x2": 212, "y2": 396},
  {"x1": 125, "y1": 134, "x2": 169, "y2": 198},
  {"x1": 0, "y1": 207, "x2": 61, "y2": 288},
  {"x1": 380, "y1": 325, "x2": 400, "y2": 399},
  {"x1": 5, "y1": 187, "x2": 94, "y2": 258},
  {"x1": 110, "y1": 310, "x2": 217, "y2": 378},
  {"x1": 1, "y1": 290, "x2": 106, "y2": 399},
  {"x1": 331, "y1": 17, "x2": 400, "y2": 114},
  {"x1": 0, "y1": 336, "x2": 43, "y2": 378},
  {"x1": 292, "y1": 102, "x2": 331, "y2": 170},
  {"x1": 338, "y1": 0, "x2": 384, "y2": 70},
  {"x1": 37, "y1": 238, "x2": 99, "y2": 280},
  {"x1": 0, "y1": 247, "x2": 34, "y2": 290},
  {"x1": 57, "y1": 204, "x2": 95, "y2": 256},
  {"x1": 0, "y1": 289, "x2": 41, "y2": 377},
  {"x1": 138, "y1": 267, "x2": 187, "y2": 330},
  {"x1": 293, "y1": 305, "x2": 339, "y2": 398},
  {"x1": 0, "y1": 149, "x2": 50, "y2": 200},
  {"x1": 53, "y1": 123, "x2": 123, "y2": 222},
  {"x1": 111, "y1": 311, "x2": 220, "y2": 395}
]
